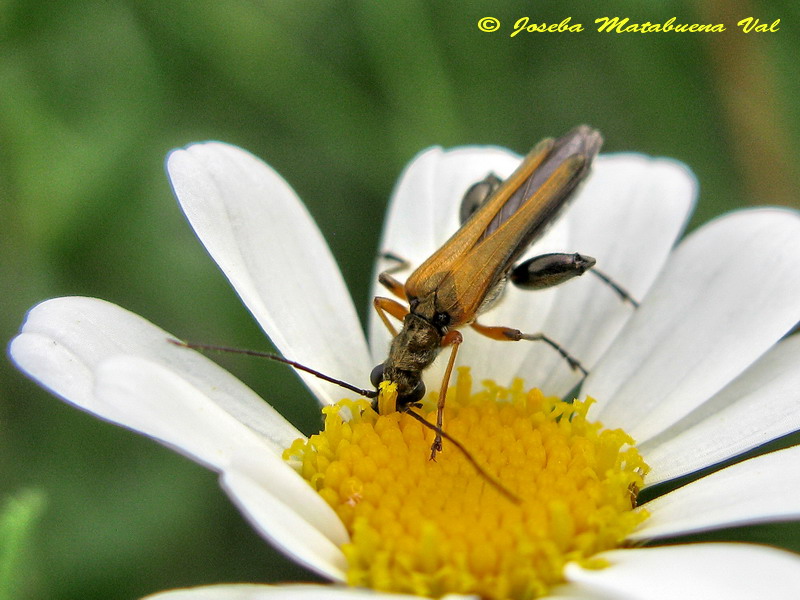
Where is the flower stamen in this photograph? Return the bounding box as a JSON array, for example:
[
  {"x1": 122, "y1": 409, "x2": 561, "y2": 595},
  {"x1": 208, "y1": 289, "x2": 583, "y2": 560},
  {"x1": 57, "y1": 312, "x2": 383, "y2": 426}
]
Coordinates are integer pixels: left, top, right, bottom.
[{"x1": 285, "y1": 367, "x2": 650, "y2": 600}]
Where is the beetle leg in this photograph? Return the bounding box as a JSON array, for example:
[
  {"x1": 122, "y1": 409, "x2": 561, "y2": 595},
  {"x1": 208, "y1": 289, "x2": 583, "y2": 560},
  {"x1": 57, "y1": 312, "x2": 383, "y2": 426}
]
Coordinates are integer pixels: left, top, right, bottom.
[
  {"x1": 512, "y1": 252, "x2": 639, "y2": 307},
  {"x1": 377, "y1": 271, "x2": 408, "y2": 301},
  {"x1": 376, "y1": 252, "x2": 411, "y2": 301},
  {"x1": 373, "y1": 296, "x2": 408, "y2": 337},
  {"x1": 459, "y1": 172, "x2": 503, "y2": 224},
  {"x1": 431, "y1": 329, "x2": 463, "y2": 460},
  {"x1": 379, "y1": 251, "x2": 411, "y2": 272},
  {"x1": 471, "y1": 321, "x2": 588, "y2": 376},
  {"x1": 588, "y1": 269, "x2": 640, "y2": 307},
  {"x1": 510, "y1": 252, "x2": 595, "y2": 289}
]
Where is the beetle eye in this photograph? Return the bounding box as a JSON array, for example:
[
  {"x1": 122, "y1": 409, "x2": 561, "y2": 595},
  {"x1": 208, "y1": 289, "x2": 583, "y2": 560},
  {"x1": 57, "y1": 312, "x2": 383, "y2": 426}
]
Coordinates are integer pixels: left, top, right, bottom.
[
  {"x1": 370, "y1": 363, "x2": 385, "y2": 388},
  {"x1": 432, "y1": 311, "x2": 451, "y2": 330},
  {"x1": 404, "y1": 380, "x2": 426, "y2": 404}
]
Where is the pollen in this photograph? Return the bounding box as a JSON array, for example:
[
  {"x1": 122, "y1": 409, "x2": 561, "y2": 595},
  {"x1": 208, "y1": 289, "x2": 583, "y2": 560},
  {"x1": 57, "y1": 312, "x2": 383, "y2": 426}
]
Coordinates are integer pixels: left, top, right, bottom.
[{"x1": 283, "y1": 368, "x2": 649, "y2": 600}]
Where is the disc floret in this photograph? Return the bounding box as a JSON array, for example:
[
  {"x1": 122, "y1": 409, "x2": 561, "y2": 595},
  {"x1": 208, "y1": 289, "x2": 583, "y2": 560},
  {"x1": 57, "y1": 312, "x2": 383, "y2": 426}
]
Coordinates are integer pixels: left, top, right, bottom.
[{"x1": 284, "y1": 368, "x2": 649, "y2": 600}]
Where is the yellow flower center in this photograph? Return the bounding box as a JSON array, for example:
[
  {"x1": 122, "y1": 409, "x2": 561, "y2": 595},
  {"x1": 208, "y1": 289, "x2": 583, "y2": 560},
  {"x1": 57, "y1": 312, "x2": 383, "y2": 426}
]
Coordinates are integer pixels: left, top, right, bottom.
[{"x1": 284, "y1": 368, "x2": 649, "y2": 600}]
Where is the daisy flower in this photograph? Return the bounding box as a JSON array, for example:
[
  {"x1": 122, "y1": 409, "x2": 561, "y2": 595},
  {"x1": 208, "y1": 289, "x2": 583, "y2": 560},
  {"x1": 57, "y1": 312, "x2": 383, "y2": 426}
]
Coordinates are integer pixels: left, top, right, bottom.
[{"x1": 10, "y1": 138, "x2": 800, "y2": 600}]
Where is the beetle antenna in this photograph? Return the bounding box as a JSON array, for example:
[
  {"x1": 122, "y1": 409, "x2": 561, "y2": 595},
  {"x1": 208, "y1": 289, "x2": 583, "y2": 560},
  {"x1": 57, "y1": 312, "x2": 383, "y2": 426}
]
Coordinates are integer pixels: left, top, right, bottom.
[
  {"x1": 589, "y1": 268, "x2": 640, "y2": 307},
  {"x1": 169, "y1": 339, "x2": 517, "y2": 502},
  {"x1": 168, "y1": 339, "x2": 377, "y2": 398},
  {"x1": 402, "y1": 408, "x2": 521, "y2": 504}
]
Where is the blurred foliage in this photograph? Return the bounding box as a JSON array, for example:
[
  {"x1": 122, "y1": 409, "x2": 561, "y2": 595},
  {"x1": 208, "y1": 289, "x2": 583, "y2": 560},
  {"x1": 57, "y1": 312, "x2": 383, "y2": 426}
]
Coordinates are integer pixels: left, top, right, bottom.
[
  {"x1": 0, "y1": 490, "x2": 45, "y2": 600},
  {"x1": 1, "y1": 1, "x2": 798, "y2": 598}
]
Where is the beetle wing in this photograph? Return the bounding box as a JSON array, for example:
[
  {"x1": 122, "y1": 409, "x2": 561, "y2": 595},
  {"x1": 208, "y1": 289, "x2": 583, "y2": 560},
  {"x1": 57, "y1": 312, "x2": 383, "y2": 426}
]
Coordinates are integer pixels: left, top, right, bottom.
[
  {"x1": 435, "y1": 154, "x2": 588, "y2": 323},
  {"x1": 406, "y1": 126, "x2": 603, "y2": 325},
  {"x1": 405, "y1": 137, "x2": 555, "y2": 300},
  {"x1": 480, "y1": 125, "x2": 602, "y2": 242}
]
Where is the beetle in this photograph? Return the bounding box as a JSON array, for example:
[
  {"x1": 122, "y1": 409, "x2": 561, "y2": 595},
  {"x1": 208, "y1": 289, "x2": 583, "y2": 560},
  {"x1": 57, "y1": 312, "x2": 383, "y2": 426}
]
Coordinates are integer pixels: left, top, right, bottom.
[{"x1": 369, "y1": 125, "x2": 604, "y2": 455}]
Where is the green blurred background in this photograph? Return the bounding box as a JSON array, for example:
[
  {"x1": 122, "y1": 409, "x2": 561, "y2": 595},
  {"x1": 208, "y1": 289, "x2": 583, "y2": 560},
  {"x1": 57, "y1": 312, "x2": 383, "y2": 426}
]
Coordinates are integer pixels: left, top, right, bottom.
[{"x1": 2, "y1": 1, "x2": 799, "y2": 598}]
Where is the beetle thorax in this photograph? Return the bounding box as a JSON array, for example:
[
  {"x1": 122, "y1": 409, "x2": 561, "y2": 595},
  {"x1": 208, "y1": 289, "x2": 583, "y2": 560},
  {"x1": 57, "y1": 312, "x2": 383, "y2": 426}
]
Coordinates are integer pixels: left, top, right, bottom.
[{"x1": 383, "y1": 313, "x2": 442, "y2": 397}]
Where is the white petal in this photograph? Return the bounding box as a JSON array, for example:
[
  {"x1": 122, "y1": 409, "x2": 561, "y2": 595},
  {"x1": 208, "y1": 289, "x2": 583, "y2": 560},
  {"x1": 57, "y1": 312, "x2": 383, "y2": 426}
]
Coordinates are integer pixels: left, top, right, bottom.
[
  {"x1": 95, "y1": 356, "x2": 346, "y2": 542},
  {"x1": 641, "y1": 334, "x2": 800, "y2": 485},
  {"x1": 221, "y1": 470, "x2": 347, "y2": 581},
  {"x1": 521, "y1": 154, "x2": 696, "y2": 395},
  {"x1": 587, "y1": 208, "x2": 800, "y2": 441},
  {"x1": 145, "y1": 585, "x2": 272, "y2": 600},
  {"x1": 631, "y1": 445, "x2": 800, "y2": 540},
  {"x1": 10, "y1": 297, "x2": 300, "y2": 452},
  {"x1": 565, "y1": 544, "x2": 800, "y2": 600},
  {"x1": 167, "y1": 142, "x2": 371, "y2": 404},
  {"x1": 94, "y1": 356, "x2": 283, "y2": 469},
  {"x1": 144, "y1": 583, "x2": 425, "y2": 599}
]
